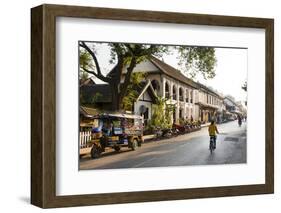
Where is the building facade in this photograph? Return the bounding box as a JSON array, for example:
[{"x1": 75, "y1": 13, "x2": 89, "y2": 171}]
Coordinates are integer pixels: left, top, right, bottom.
[
  {"x1": 82, "y1": 56, "x2": 243, "y2": 126},
  {"x1": 121, "y1": 56, "x2": 200, "y2": 123},
  {"x1": 120, "y1": 56, "x2": 223, "y2": 124},
  {"x1": 196, "y1": 83, "x2": 224, "y2": 123}
]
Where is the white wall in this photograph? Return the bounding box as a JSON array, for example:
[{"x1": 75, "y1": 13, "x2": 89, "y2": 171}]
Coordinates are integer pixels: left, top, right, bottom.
[
  {"x1": 134, "y1": 100, "x2": 152, "y2": 119},
  {"x1": 0, "y1": 0, "x2": 280, "y2": 212}
]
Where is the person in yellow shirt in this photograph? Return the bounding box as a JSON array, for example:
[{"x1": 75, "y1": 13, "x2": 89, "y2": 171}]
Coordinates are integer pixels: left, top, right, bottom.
[{"x1": 208, "y1": 120, "x2": 219, "y2": 149}]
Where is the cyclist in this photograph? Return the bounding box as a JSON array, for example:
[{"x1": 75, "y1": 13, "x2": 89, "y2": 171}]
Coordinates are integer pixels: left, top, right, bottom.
[{"x1": 208, "y1": 120, "x2": 219, "y2": 149}]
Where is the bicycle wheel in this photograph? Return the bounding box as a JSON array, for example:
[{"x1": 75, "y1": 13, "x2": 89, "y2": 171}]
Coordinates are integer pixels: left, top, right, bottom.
[{"x1": 209, "y1": 138, "x2": 214, "y2": 154}]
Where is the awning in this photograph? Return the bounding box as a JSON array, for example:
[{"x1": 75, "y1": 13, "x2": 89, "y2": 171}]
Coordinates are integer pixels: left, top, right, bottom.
[
  {"x1": 230, "y1": 110, "x2": 243, "y2": 115},
  {"x1": 196, "y1": 102, "x2": 219, "y2": 110}
]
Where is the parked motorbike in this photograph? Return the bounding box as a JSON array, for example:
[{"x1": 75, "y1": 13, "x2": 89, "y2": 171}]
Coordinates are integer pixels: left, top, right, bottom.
[{"x1": 162, "y1": 128, "x2": 173, "y2": 138}]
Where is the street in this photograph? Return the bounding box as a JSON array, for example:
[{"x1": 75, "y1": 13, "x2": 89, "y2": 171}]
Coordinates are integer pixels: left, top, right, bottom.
[{"x1": 79, "y1": 121, "x2": 247, "y2": 170}]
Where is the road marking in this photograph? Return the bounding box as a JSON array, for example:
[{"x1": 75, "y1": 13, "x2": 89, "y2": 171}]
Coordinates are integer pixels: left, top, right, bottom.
[{"x1": 224, "y1": 137, "x2": 239, "y2": 142}]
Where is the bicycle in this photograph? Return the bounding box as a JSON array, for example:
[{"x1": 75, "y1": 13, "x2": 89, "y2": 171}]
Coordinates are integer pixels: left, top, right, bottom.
[{"x1": 209, "y1": 135, "x2": 216, "y2": 154}]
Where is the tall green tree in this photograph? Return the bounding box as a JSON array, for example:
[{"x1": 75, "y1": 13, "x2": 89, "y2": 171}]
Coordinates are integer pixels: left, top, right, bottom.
[
  {"x1": 79, "y1": 42, "x2": 217, "y2": 110},
  {"x1": 150, "y1": 97, "x2": 174, "y2": 129},
  {"x1": 79, "y1": 49, "x2": 92, "y2": 81},
  {"x1": 122, "y1": 72, "x2": 146, "y2": 111},
  {"x1": 177, "y1": 46, "x2": 217, "y2": 79}
]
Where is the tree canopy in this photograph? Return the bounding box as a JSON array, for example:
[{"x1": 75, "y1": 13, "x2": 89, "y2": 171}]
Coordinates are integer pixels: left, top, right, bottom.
[{"x1": 79, "y1": 42, "x2": 217, "y2": 110}]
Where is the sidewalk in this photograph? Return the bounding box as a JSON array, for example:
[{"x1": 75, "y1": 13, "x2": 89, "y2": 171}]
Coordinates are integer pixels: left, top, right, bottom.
[
  {"x1": 143, "y1": 124, "x2": 207, "y2": 143},
  {"x1": 201, "y1": 122, "x2": 211, "y2": 128},
  {"x1": 143, "y1": 134, "x2": 155, "y2": 141}
]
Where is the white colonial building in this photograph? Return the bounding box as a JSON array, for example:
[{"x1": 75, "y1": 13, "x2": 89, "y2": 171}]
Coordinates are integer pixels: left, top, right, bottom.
[
  {"x1": 121, "y1": 56, "x2": 200, "y2": 123},
  {"x1": 196, "y1": 83, "x2": 224, "y2": 123}
]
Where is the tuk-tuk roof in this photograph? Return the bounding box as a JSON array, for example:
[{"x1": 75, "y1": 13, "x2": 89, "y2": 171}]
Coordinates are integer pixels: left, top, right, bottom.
[
  {"x1": 80, "y1": 106, "x2": 143, "y2": 120},
  {"x1": 94, "y1": 112, "x2": 143, "y2": 120}
]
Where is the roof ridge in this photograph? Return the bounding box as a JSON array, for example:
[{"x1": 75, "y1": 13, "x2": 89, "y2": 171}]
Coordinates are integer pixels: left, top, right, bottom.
[{"x1": 149, "y1": 56, "x2": 198, "y2": 89}]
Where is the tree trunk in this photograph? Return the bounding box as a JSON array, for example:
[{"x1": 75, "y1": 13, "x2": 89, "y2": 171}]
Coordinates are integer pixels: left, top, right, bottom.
[
  {"x1": 108, "y1": 56, "x2": 136, "y2": 112},
  {"x1": 110, "y1": 82, "x2": 122, "y2": 111}
]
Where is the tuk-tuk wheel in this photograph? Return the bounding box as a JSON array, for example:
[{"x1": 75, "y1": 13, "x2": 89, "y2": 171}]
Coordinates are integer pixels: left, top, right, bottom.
[
  {"x1": 131, "y1": 139, "x2": 138, "y2": 151},
  {"x1": 114, "y1": 146, "x2": 121, "y2": 152},
  {"x1": 91, "y1": 145, "x2": 101, "y2": 159}
]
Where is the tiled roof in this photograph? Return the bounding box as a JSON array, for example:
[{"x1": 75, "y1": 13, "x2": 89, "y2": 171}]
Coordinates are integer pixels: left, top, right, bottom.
[
  {"x1": 149, "y1": 56, "x2": 199, "y2": 89},
  {"x1": 149, "y1": 57, "x2": 223, "y2": 98},
  {"x1": 195, "y1": 81, "x2": 223, "y2": 99}
]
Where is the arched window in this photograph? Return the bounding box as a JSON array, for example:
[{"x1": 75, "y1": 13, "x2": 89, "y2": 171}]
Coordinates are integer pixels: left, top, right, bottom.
[
  {"x1": 186, "y1": 89, "x2": 189, "y2": 102},
  {"x1": 151, "y1": 79, "x2": 160, "y2": 95},
  {"x1": 172, "y1": 85, "x2": 177, "y2": 100},
  {"x1": 165, "y1": 82, "x2": 170, "y2": 98},
  {"x1": 179, "y1": 87, "x2": 184, "y2": 101}
]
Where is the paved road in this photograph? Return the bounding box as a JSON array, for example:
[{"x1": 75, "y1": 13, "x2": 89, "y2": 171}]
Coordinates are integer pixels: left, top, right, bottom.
[{"x1": 80, "y1": 121, "x2": 247, "y2": 170}]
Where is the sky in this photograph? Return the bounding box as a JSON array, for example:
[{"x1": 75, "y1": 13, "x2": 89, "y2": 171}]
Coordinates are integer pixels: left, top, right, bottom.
[
  {"x1": 81, "y1": 43, "x2": 248, "y2": 103},
  {"x1": 163, "y1": 47, "x2": 248, "y2": 103}
]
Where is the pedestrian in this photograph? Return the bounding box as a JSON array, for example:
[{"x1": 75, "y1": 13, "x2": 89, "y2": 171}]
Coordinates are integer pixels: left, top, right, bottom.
[
  {"x1": 238, "y1": 115, "x2": 242, "y2": 127},
  {"x1": 208, "y1": 120, "x2": 219, "y2": 149}
]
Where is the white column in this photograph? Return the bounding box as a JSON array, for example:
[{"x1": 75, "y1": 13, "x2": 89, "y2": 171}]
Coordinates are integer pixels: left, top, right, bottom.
[
  {"x1": 175, "y1": 83, "x2": 179, "y2": 121},
  {"x1": 176, "y1": 84, "x2": 179, "y2": 102},
  {"x1": 183, "y1": 88, "x2": 186, "y2": 103},
  {"x1": 187, "y1": 88, "x2": 190, "y2": 103},
  {"x1": 170, "y1": 82, "x2": 173, "y2": 100},
  {"x1": 162, "y1": 78, "x2": 166, "y2": 98},
  {"x1": 183, "y1": 104, "x2": 187, "y2": 119}
]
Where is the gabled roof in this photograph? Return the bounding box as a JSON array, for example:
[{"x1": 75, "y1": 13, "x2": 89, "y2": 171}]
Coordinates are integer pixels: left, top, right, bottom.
[
  {"x1": 224, "y1": 96, "x2": 237, "y2": 105},
  {"x1": 149, "y1": 56, "x2": 199, "y2": 89},
  {"x1": 135, "y1": 80, "x2": 158, "y2": 104},
  {"x1": 108, "y1": 56, "x2": 199, "y2": 89}
]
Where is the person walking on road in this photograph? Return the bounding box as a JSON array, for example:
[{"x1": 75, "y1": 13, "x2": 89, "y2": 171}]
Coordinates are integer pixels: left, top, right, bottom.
[
  {"x1": 238, "y1": 115, "x2": 242, "y2": 127},
  {"x1": 208, "y1": 120, "x2": 219, "y2": 149}
]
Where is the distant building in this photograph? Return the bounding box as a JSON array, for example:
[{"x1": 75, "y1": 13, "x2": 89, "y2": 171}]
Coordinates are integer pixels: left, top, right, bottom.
[
  {"x1": 196, "y1": 82, "x2": 224, "y2": 123},
  {"x1": 223, "y1": 96, "x2": 247, "y2": 120}
]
